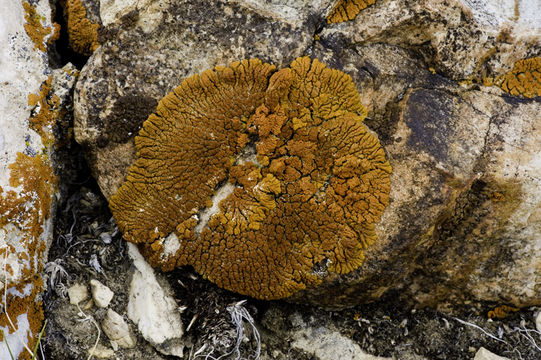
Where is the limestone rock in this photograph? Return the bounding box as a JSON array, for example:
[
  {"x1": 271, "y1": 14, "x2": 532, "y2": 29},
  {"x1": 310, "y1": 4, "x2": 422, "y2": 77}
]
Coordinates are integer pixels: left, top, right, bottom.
[
  {"x1": 127, "y1": 243, "x2": 184, "y2": 357},
  {"x1": 0, "y1": 1, "x2": 76, "y2": 358},
  {"x1": 90, "y1": 279, "x2": 114, "y2": 307},
  {"x1": 68, "y1": 283, "x2": 89, "y2": 305},
  {"x1": 74, "y1": 0, "x2": 334, "y2": 198},
  {"x1": 535, "y1": 310, "x2": 541, "y2": 333},
  {"x1": 102, "y1": 309, "x2": 136, "y2": 349}
]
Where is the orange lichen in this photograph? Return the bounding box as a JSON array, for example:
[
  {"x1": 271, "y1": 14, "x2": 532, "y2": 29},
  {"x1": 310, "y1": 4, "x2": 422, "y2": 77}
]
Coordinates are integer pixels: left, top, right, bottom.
[
  {"x1": 487, "y1": 305, "x2": 519, "y2": 319},
  {"x1": 28, "y1": 76, "x2": 62, "y2": 147},
  {"x1": 0, "y1": 278, "x2": 45, "y2": 360},
  {"x1": 1, "y1": 75, "x2": 59, "y2": 348},
  {"x1": 493, "y1": 57, "x2": 541, "y2": 98},
  {"x1": 327, "y1": 0, "x2": 377, "y2": 23},
  {"x1": 0, "y1": 153, "x2": 55, "y2": 357},
  {"x1": 0, "y1": 153, "x2": 56, "y2": 273},
  {"x1": 110, "y1": 57, "x2": 391, "y2": 300},
  {"x1": 64, "y1": 0, "x2": 100, "y2": 55},
  {"x1": 23, "y1": 1, "x2": 55, "y2": 52}
]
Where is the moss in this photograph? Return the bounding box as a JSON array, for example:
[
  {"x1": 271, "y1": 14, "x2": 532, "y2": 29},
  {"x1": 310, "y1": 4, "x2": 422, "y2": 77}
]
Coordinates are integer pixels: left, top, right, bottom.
[
  {"x1": 327, "y1": 0, "x2": 377, "y2": 24},
  {"x1": 110, "y1": 57, "x2": 391, "y2": 300},
  {"x1": 492, "y1": 57, "x2": 541, "y2": 98},
  {"x1": 64, "y1": 0, "x2": 100, "y2": 55}
]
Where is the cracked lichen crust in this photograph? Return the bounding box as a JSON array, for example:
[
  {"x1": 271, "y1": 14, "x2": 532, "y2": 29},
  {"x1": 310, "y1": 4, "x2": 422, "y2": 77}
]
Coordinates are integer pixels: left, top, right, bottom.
[
  {"x1": 110, "y1": 57, "x2": 391, "y2": 300},
  {"x1": 327, "y1": 0, "x2": 376, "y2": 23},
  {"x1": 494, "y1": 57, "x2": 541, "y2": 98},
  {"x1": 65, "y1": 0, "x2": 100, "y2": 55}
]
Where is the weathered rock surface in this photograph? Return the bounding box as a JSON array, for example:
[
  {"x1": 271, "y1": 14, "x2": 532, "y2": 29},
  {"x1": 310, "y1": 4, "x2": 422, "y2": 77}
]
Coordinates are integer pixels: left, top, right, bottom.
[
  {"x1": 321, "y1": 0, "x2": 541, "y2": 81},
  {"x1": 0, "y1": 1, "x2": 76, "y2": 358},
  {"x1": 75, "y1": 0, "x2": 541, "y2": 310}
]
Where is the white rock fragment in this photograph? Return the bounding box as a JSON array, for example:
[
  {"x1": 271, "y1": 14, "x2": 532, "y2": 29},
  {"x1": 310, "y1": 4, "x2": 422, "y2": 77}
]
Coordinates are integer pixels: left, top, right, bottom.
[
  {"x1": 101, "y1": 309, "x2": 136, "y2": 349},
  {"x1": 474, "y1": 347, "x2": 510, "y2": 360},
  {"x1": 68, "y1": 283, "x2": 89, "y2": 305},
  {"x1": 291, "y1": 326, "x2": 391, "y2": 360},
  {"x1": 127, "y1": 243, "x2": 184, "y2": 358},
  {"x1": 535, "y1": 310, "x2": 541, "y2": 333},
  {"x1": 90, "y1": 279, "x2": 114, "y2": 308},
  {"x1": 88, "y1": 343, "x2": 115, "y2": 359}
]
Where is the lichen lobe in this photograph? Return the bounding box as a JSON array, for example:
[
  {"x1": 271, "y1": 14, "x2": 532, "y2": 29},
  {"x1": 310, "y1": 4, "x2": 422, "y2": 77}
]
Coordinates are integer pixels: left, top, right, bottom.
[
  {"x1": 495, "y1": 57, "x2": 541, "y2": 98},
  {"x1": 110, "y1": 57, "x2": 392, "y2": 300},
  {"x1": 327, "y1": 0, "x2": 377, "y2": 24}
]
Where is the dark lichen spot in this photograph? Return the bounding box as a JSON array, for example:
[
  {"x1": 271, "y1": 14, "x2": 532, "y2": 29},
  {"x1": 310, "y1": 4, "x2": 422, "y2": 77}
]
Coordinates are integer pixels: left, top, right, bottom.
[
  {"x1": 404, "y1": 89, "x2": 455, "y2": 164},
  {"x1": 105, "y1": 95, "x2": 158, "y2": 144}
]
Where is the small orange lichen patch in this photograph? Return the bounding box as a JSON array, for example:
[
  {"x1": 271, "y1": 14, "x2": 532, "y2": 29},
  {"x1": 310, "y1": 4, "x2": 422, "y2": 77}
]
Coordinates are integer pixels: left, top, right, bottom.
[
  {"x1": 23, "y1": 1, "x2": 56, "y2": 52},
  {"x1": 487, "y1": 305, "x2": 519, "y2": 319},
  {"x1": 110, "y1": 57, "x2": 392, "y2": 300},
  {"x1": 0, "y1": 153, "x2": 56, "y2": 265},
  {"x1": 0, "y1": 278, "x2": 45, "y2": 360},
  {"x1": 327, "y1": 0, "x2": 377, "y2": 23},
  {"x1": 28, "y1": 76, "x2": 62, "y2": 147},
  {"x1": 64, "y1": 0, "x2": 100, "y2": 55},
  {"x1": 493, "y1": 57, "x2": 541, "y2": 98},
  {"x1": 0, "y1": 153, "x2": 55, "y2": 356},
  {"x1": 489, "y1": 191, "x2": 505, "y2": 202}
]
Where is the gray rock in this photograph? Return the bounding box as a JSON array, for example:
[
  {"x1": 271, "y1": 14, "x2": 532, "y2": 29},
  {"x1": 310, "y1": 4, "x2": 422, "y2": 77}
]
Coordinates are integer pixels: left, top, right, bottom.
[{"x1": 0, "y1": 0, "x2": 77, "y2": 357}]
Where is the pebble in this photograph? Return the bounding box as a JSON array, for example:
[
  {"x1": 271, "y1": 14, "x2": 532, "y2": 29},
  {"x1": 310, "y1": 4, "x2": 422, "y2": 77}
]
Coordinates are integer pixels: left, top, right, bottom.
[
  {"x1": 473, "y1": 347, "x2": 510, "y2": 360},
  {"x1": 87, "y1": 344, "x2": 115, "y2": 359},
  {"x1": 535, "y1": 310, "x2": 541, "y2": 333},
  {"x1": 90, "y1": 279, "x2": 114, "y2": 308},
  {"x1": 67, "y1": 283, "x2": 88, "y2": 305},
  {"x1": 101, "y1": 309, "x2": 136, "y2": 349}
]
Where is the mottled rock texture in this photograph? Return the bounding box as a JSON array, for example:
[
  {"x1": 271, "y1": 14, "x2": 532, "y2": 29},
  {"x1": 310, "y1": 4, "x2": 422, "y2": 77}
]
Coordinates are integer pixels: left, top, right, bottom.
[{"x1": 75, "y1": 0, "x2": 540, "y2": 309}]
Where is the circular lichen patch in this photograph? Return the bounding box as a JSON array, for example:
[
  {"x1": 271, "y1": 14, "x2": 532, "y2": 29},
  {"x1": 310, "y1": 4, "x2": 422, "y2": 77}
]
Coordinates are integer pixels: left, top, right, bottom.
[{"x1": 110, "y1": 57, "x2": 392, "y2": 300}]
